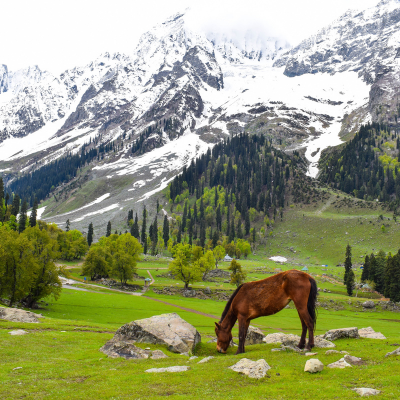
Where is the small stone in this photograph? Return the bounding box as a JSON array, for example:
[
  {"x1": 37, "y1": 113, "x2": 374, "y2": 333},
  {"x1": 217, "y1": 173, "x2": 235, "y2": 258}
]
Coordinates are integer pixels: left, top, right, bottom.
[
  {"x1": 352, "y1": 388, "x2": 381, "y2": 397},
  {"x1": 344, "y1": 355, "x2": 364, "y2": 365},
  {"x1": 150, "y1": 350, "x2": 168, "y2": 360},
  {"x1": 327, "y1": 358, "x2": 352, "y2": 369},
  {"x1": 9, "y1": 330, "x2": 28, "y2": 336},
  {"x1": 180, "y1": 352, "x2": 189, "y2": 356},
  {"x1": 229, "y1": 358, "x2": 271, "y2": 379},
  {"x1": 198, "y1": 356, "x2": 214, "y2": 364},
  {"x1": 276, "y1": 372, "x2": 280, "y2": 376},
  {"x1": 305, "y1": 352, "x2": 318, "y2": 356},
  {"x1": 145, "y1": 347, "x2": 151, "y2": 350},
  {"x1": 13, "y1": 367, "x2": 22, "y2": 370},
  {"x1": 271, "y1": 348, "x2": 283, "y2": 352},
  {"x1": 145, "y1": 366, "x2": 190, "y2": 373},
  {"x1": 385, "y1": 347, "x2": 400, "y2": 357},
  {"x1": 189, "y1": 356, "x2": 198, "y2": 360},
  {"x1": 304, "y1": 359, "x2": 324, "y2": 373},
  {"x1": 340, "y1": 351, "x2": 350, "y2": 355},
  {"x1": 325, "y1": 350, "x2": 340, "y2": 355}
]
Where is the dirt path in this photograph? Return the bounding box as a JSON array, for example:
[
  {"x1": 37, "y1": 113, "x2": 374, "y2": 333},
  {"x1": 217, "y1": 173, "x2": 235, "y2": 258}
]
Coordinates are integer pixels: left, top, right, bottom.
[
  {"x1": 315, "y1": 195, "x2": 336, "y2": 215},
  {"x1": 143, "y1": 296, "x2": 219, "y2": 319}
]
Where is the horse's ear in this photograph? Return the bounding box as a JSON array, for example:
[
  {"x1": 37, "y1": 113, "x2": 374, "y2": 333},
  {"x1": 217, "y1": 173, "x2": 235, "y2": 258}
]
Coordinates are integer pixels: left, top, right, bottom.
[{"x1": 215, "y1": 322, "x2": 221, "y2": 330}]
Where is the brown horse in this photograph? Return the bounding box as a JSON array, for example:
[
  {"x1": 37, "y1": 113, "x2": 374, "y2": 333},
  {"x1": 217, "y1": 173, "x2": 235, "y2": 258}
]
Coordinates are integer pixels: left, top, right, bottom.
[{"x1": 215, "y1": 269, "x2": 317, "y2": 354}]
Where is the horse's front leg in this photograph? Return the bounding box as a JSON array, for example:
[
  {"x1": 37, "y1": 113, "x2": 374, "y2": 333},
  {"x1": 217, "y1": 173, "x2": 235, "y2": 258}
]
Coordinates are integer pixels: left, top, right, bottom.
[{"x1": 236, "y1": 317, "x2": 249, "y2": 355}]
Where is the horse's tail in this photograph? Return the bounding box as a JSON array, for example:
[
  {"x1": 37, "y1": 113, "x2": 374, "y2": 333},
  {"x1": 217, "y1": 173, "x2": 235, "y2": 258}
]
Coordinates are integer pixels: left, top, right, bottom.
[{"x1": 307, "y1": 277, "x2": 318, "y2": 331}]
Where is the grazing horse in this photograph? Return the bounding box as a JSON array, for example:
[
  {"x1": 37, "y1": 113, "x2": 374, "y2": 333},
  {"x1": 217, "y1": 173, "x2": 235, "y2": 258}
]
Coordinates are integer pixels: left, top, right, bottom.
[{"x1": 215, "y1": 269, "x2": 317, "y2": 354}]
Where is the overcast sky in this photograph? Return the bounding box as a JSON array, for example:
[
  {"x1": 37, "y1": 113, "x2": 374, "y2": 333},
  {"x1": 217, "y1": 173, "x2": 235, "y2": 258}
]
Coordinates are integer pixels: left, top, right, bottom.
[{"x1": 1, "y1": 0, "x2": 381, "y2": 74}]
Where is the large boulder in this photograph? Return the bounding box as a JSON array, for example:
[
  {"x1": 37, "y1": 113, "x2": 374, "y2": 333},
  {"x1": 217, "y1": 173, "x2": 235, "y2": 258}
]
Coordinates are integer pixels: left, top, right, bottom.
[
  {"x1": 359, "y1": 327, "x2": 386, "y2": 339},
  {"x1": 229, "y1": 358, "x2": 271, "y2": 379},
  {"x1": 263, "y1": 332, "x2": 335, "y2": 348},
  {"x1": 101, "y1": 313, "x2": 201, "y2": 354},
  {"x1": 263, "y1": 332, "x2": 287, "y2": 344},
  {"x1": 0, "y1": 307, "x2": 43, "y2": 323},
  {"x1": 322, "y1": 327, "x2": 359, "y2": 341},
  {"x1": 245, "y1": 326, "x2": 266, "y2": 345},
  {"x1": 304, "y1": 359, "x2": 324, "y2": 373},
  {"x1": 362, "y1": 301, "x2": 375, "y2": 309}
]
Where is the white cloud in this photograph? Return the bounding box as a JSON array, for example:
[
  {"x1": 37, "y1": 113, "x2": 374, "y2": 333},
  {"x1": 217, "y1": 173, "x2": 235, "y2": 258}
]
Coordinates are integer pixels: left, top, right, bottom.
[{"x1": 0, "y1": 0, "x2": 381, "y2": 74}]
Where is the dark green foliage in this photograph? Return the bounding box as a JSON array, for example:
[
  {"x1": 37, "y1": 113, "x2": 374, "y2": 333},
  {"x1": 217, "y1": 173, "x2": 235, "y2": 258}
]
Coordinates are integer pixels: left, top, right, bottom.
[
  {"x1": 361, "y1": 255, "x2": 370, "y2": 282},
  {"x1": 87, "y1": 223, "x2": 94, "y2": 247},
  {"x1": 11, "y1": 194, "x2": 20, "y2": 216},
  {"x1": 29, "y1": 198, "x2": 38, "y2": 227},
  {"x1": 163, "y1": 215, "x2": 169, "y2": 247},
  {"x1": 0, "y1": 177, "x2": 4, "y2": 201},
  {"x1": 18, "y1": 200, "x2": 28, "y2": 233},
  {"x1": 130, "y1": 213, "x2": 140, "y2": 239},
  {"x1": 106, "y1": 221, "x2": 111, "y2": 237},
  {"x1": 66, "y1": 219, "x2": 70, "y2": 232},
  {"x1": 346, "y1": 269, "x2": 355, "y2": 296},
  {"x1": 141, "y1": 206, "x2": 147, "y2": 244},
  {"x1": 344, "y1": 244, "x2": 352, "y2": 286}
]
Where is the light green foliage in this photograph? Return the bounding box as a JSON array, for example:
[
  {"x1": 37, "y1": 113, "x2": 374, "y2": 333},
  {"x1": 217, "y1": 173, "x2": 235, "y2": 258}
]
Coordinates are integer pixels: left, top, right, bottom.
[
  {"x1": 169, "y1": 244, "x2": 215, "y2": 289},
  {"x1": 82, "y1": 246, "x2": 109, "y2": 281},
  {"x1": 228, "y1": 259, "x2": 247, "y2": 287},
  {"x1": 213, "y1": 245, "x2": 225, "y2": 268},
  {"x1": 236, "y1": 239, "x2": 251, "y2": 259},
  {"x1": 57, "y1": 229, "x2": 88, "y2": 261}
]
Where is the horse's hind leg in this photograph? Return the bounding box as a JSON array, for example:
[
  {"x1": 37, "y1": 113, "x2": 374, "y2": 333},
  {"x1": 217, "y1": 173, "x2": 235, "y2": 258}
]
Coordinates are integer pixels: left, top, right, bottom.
[
  {"x1": 236, "y1": 316, "x2": 250, "y2": 355},
  {"x1": 297, "y1": 313, "x2": 307, "y2": 349},
  {"x1": 293, "y1": 301, "x2": 315, "y2": 351}
]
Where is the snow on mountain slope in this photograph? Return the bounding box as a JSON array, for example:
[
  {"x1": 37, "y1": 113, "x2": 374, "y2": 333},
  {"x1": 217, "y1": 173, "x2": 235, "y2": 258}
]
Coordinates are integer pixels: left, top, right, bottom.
[{"x1": 1, "y1": 2, "x2": 397, "y2": 230}]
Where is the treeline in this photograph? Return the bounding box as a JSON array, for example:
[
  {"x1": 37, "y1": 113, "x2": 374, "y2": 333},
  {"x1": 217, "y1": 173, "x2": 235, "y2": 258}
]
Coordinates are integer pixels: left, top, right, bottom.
[
  {"x1": 164, "y1": 133, "x2": 305, "y2": 244},
  {"x1": 320, "y1": 123, "x2": 400, "y2": 204},
  {"x1": 361, "y1": 250, "x2": 400, "y2": 302}
]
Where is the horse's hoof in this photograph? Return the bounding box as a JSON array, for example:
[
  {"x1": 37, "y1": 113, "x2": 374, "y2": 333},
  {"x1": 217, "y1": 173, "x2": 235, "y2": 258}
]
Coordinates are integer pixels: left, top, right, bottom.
[{"x1": 297, "y1": 343, "x2": 305, "y2": 350}]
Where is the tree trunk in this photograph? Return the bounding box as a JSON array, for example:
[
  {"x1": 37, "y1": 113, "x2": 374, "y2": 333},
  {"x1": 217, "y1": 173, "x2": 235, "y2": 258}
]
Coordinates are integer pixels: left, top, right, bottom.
[{"x1": 184, "y1": 282, "x2": 189, "y2": 290}]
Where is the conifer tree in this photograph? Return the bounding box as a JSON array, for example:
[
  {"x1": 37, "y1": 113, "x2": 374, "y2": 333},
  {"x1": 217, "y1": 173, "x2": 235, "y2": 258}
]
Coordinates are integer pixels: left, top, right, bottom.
[
  {"x1": 130, "y1": 213, "x2": 139, "y2": 239},
  {"x1": 11, "y1": 194, "x2": 20, "y2": 216},
  {"x1": 245, "y1": 211, "x2": 250, "y2": 235},
  {"x1": 29, "y1": 198, "x2": 38, "y2": 227},
  {"x1": 346, "y1": 269, "x2": 355, "y2": 296},
  {"x1": 106, "y1": 221, "x2": 111, "y2": 237},
  {"x1": 141, "y1": 206, "x2": 147, "y2": 244},
  {"x1": 0, "y1": 177, "x2": 4, "y2": 201},
  {"x1": 87, "y1": 223, "x2": 94, "y2": 246},
  {"x1": 200, "y1": 198, "x2": 204, "y2": 220},
  {"x1": 229, "y1": 219, "x2": 235, "y2": 242},
  {"x1": 182, "y1": 202, "x2": 187, "y2": 232},
  {"x1": 163, "y1": 215, "x2": 169, "y2": 247},
  {"x1": 18, "y1": 200, "x2": 28, "y2": 233},
  {"x1": 226, "y1": 206, "x2": 230, "y2": 237},
  {"x1": 151, "y1": 216, "x2": 158, "y2": 255},
  {"x1": 236, "y1": 219, "x2": 243, "y2": 239},
  {"x1": 188, "y1": 218, "x2": 193, "y2": 246},
  {"x1": 361, "y1": 255, "x2": 370, "y2": 282},
  {"x1": 200, "y1": 220, "x2": 205, "y2": 247},
  {"x1": 216, "y1": 204, "x2": 222, "y2": 231},
  {"x1": 344, "y1": 244, "x2": 352, "y2": 286},
  {"x1": 143, "y1": 234, "x2": 148, "y2": 254},
  {"x1": 177, "y1": 223, "x2": 182, "y2": 243},
  {"x1": 156, "y1": 199, "x2": 160, "y2": 213}
]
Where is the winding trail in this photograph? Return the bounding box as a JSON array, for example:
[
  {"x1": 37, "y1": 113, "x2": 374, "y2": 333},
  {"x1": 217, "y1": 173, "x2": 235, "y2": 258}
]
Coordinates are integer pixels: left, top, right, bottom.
[{"x1": 315, "y1": 194, "x2": 336, "y2": 215}]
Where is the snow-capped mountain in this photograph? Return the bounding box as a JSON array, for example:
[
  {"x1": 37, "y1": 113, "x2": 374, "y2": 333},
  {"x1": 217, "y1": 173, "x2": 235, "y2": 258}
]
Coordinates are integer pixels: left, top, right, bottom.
[{"x1": 1, "y1": 1, "x2": 399, "y2": 232}]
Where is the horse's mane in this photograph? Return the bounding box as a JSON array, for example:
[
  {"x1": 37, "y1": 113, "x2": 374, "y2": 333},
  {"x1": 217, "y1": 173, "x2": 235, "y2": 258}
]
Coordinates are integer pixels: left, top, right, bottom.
[{"x1": 219, "y1": 284, "x2": 243, "y2": 323}]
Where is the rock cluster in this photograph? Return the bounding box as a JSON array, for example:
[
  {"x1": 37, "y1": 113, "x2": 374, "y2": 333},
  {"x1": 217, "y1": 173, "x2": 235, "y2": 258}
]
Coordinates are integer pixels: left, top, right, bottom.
[
  {"x1": 263, "y1": 332, "x2": 335, "y2": 349},
  {"x1": 100, "y1": 313, "x2": 201, "y2": 357}
]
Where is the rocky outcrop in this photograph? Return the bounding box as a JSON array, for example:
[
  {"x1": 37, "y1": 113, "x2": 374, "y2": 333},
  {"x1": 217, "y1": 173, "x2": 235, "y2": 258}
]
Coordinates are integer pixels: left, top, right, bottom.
[
  {"x1": 0, "y1": 307, "x2": 43, "y2": 323},
  {"x1": 359, "y1": 327, "x2": 386, "y2": 339},
  {"x1": 245, "y1": 326, "x2": 266, "y2": 345},
  {"x1": 304, "y1": 359, "x2": 324, "y2": 373},
  {"x1": 322, "y1": 327, "x2": 359, "y2": 341},
  {"x1": 229, "y1": 358, "x2": 271, "y2": 379},
  {"x1": 101, "y1": 313, "x2": 201, "y2": 354}
]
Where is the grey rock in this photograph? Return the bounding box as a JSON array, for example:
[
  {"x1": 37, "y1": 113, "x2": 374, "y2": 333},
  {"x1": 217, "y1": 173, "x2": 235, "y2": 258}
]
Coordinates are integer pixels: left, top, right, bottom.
[
  {"x1": 145, "y1": 366, "x2": 190, "y2": 373},
  {"x1": 325, "y1": 350, "x2": 340, "y2": 355},
  {"x1": 314, "y1": 337, "x2": 336, "y2": 348},
  {"x1": 344, "y1": 355, "x2": 364, "y2": 365},
  {"x1": 182, "y1": 290, "x2": 196, "y2": 298},
  {"x1": 263, "y1": 332, "x2": 334, "y2": 348},
  {"x1": 229, "y1": 358, "x2": 271, "y2": 379},
  {"x1": 385, "y1": 347, "x2": 400, "y2": 357},
  {"x1": 327, "y1": 358, "x2": 352, "y2": 369},
  {"x1": 281, "y1": 345, "x2": 303, "y2": 353},
  {"x1": 352, "y1": 388, "x2": 381, "y2": 397},
  {"x1": 362, "y1": 301, "x2": 375, "y2": 309},
  {"x1": 204, "y1": 287, "x2": 212, "y2": 295},
  {"x1": 263, "y1": 332, "x2": 287, "y2": 344},
  {"x1": 150, "y1": 350, "x2": 168, "y2": 360},
  {"x1": 305, "y1": 352, "x2": 318, "y2": 356},
  {"x1": 101, "y1": 313, "x2": 201, "y2": 354},
  {"x1": 9, "y1": 330, "x2": 28, "y2": 336},
  {"x1": 304, "y1": 359, "x2": 324, "y2": 373},
  {"x1": 189, "y1": 356, "x2": 198, "y2": 360},
  {"x1": 100, "y1": 341, "x2": 151, "y2": 359},
  {"x1": 359, "y1": 327, "x2": 386, "y2": 339},
  {"x1": 198, "y1": 356, "x2": 214, "y2": 364},
  {"x1": 271, "y1": 348, "x2": 283, "y2": 352},
  {"x1": 0, "y1": 307, "x2": 43, "y2": 323},
  {"x1": 322, "y1": 327, "x2": 359, "y2": 341},
  {"x1": 245, "y1": 325, "x2": 265, "y2": 345}
]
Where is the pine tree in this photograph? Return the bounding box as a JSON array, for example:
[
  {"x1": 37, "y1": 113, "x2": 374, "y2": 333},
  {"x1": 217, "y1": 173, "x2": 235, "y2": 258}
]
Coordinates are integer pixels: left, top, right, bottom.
[
  {"x1": 18, "y1": 200, "x2": 28, "y2": 233},
  {"x1": 200, "y1": 198, "x2": 204, "y2": 220},
  {"x1": 87, "y1": 223, "x2": 94, "y2": 246},
  {"x1": 212, "y1": 230, "x2": 219, "y2": 248},
  {"x1": 143, "y1": 234, "x2": 148, "y2": 254},
  {"x1": 156, "y1": 199, "x2": 160, "y2": 213},
  {"x1": 11, "y1": 194, "x2": 20, "y2": 216},
  {"x1": 0, "y1": 177, "x2": 4, "y2": 201},
  {"x1": 151, "y1": 216, "x2": 158, "y2": 255},
  {"x1": 29, "y1": 198, "x2": 38, "y2": 227},
  {"x1": 236, "y1": 219, "x2": 243, "y2": 239},
  {"x1": 66, "y1": 219, "x2": 70, "y2": 232},
  {"x1": 141, "y1": 206, "x2": 147, "y2": 244},
  {"x1": 229, "y1": 218, "x2": 235, "y2": 242},
  {"x1": 188, "y1": 218, "x2": 193, "y2": 246},
  {"x1": 344, "y1": 244, "x2": 352, "y2": 286},
  {"x1": 177, "y1": 223, "x2": 182, "y2": 243},
  {"x1": 389, "y1": 250, "x2": 400, "y2": 302},
  {"x1": 106, "y1": 221, "x2": 112, "y2": 237},
  {"x1": 245, "y1": 211, "x2": 250, "y2": 235},
  {"x1": 361, "y1": 255, "x2": 370, "y2": 282},
  {"x1": 163, "y1": 215, "x2": 169, "y2": 247},
  {"x1": 347, "y1": 269, "x2": 355, "y2": 296},
  {"x1": 226, "y1": 205, "x2": 230, "y2": 237},
  {"x1": 131, "y1": 213, "x2": 139, "y2": 239},
  {"x1": 216, "y1": 204, "x2": 222, "y2": 231},
  {"x1": 182, "y1": 202, "x2": 187, "y2": 232},
  {"x1": 200, "y1": 220, "x2": 206, "y2": 247}
]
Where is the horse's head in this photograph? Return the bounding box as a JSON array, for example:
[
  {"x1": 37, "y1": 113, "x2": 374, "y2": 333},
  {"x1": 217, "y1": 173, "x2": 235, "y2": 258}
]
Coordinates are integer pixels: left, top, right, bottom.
[{"x1": 215, "y1": 322, "x2": 232, "y2": 354}]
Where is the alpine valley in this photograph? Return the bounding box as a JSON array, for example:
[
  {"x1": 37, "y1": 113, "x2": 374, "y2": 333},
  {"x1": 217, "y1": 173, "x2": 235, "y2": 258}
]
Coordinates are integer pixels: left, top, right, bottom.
[{"x1": 1, "y1": 0, "x2": 400, "y2": 235}]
